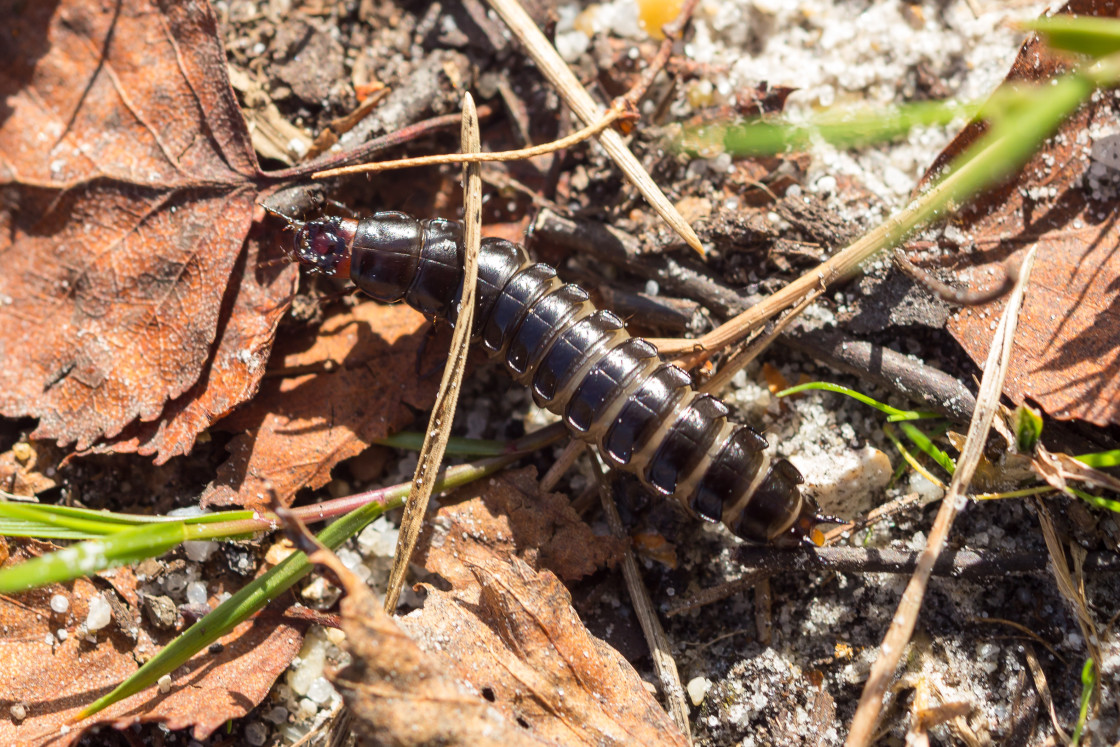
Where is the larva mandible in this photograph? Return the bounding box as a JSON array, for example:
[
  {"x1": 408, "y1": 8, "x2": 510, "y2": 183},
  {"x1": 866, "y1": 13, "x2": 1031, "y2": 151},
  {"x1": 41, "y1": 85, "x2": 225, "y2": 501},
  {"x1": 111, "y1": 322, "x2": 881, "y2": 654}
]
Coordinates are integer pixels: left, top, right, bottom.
[{"x1": 276, "y1": 209, "x2": 822, "y2": 544}]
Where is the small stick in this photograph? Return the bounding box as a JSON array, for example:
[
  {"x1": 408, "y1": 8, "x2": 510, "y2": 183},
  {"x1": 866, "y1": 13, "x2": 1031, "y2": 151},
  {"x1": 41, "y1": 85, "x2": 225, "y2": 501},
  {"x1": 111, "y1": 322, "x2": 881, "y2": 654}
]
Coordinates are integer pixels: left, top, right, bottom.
[
  {"x1": 264, "y1": 106, "x2": 493, "y2": 184},
  {"x1": 313, "y1": 106, "x2": 632, "y2": 179},
  {"x1": 484, "y1": 0, "x2": 705, "y2": 256},
  {"x1": 893, "y1": 247, "x2": 1022, "y2": 306},
  {"x1": 617, "y1": 0, "x2": 702, "y2": 109},
  {"x1": 383, "y1": 94, "x2": 485, "y2": 613},
  {"x1": 538, "y1": 438, "x2": 581, "y2": 493},
  {"x1": 587, "y1": 448, "x2": 693, "y2": 742},
  {"x1": 845, "y1": 243, "x2": 1039, "y2": 747},
  {"x1": 699, "y1": 287, "x2": 823, "y2": 395}
]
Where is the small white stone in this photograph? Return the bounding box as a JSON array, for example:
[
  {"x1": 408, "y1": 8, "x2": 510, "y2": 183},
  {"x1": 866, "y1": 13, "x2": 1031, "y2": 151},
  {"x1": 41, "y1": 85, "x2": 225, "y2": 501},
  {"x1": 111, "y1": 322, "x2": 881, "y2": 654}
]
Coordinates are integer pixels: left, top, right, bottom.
[
  {"x1": 296, "y1": 697, "x2": 319, "y2": 720},
  {"x1": 49, "y1": 594, "x2": 69, "y2": 614},
  {"x1": 307, "y1": 676, "x2": 336, "y2": 704},
  {"x1": 85, "y1": 594, "x2": 112, "y2": 631},
  {"x1": 9, "y1": 703, "x2": 26, "y2": 721},
  {"x1": 56, "y1": 629, "x2": 68, "y2": 642},
  {"x1": 182, "y1": 540, "x2": 217, "y2": 562},
  {"x1": 158, "y1": 674, "x2": 172, "y2": 693},
  {"x1": 687, "y1": 676, "x2": 713, "y2": 706},
  {"x1": 185, "y1": 581, "x2": 209, "y2": 606}
]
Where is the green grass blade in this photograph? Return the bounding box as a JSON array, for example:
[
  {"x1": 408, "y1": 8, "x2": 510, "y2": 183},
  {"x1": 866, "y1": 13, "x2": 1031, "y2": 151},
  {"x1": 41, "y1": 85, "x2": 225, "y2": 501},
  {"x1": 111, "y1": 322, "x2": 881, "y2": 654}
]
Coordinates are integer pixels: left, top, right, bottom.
[
  {"x1": 1025, "y1": 16, "x2": 1120, "y2": 59},
  {"x1": 0, "y1": 522, "x2": 189, "y2": 592},
  {"x1": 1070, "y1": 658, "x2": 1097, "y2": 744},
  {"x1": 374, "y1": 431, "x2": 505, "y2": 456},
  {"x1": 1067, "y1": 486, "x2": 1120, "y2": 514},
  {"x1": 1074, "y1": 449, "x2": 1120, "y2": 469},
  {"x1": 0, "y1": 499, "x2": 258, "y2": 539},
  {"x1": 75, "y1": 497, "x2": 389, "y2": 720},
  {"x1": 898, "y1": 422, "x2": 956, "y2": 476},
  {"x1": 680, "y1": 99, "x2": 977, "y2": 157},
  {"x1": 778, "y1": 382, "x2": 939, "y2": 421}
]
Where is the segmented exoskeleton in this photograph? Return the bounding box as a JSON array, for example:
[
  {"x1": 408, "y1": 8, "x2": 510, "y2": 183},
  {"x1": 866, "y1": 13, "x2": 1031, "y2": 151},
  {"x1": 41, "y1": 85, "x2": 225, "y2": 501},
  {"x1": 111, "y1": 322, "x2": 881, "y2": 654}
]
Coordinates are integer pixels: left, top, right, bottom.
[{"x1": 276, "y1": 210, "x2": 820, "y2": 544}]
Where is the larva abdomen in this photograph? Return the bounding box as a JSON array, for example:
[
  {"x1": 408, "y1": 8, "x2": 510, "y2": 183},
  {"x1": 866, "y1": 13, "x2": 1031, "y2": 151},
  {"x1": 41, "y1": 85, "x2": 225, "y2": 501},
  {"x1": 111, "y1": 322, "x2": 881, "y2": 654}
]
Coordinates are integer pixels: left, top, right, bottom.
[{"x1": 286, "y1": 210, "x2": 816, "y2": 544}]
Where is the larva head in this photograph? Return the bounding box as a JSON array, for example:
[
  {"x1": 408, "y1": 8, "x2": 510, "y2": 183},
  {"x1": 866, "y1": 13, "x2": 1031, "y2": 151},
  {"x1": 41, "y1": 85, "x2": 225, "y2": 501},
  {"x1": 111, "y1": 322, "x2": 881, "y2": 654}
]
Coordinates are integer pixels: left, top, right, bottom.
[{"x1": 291, "y1": 217, "x2": 354, "y2": 277}]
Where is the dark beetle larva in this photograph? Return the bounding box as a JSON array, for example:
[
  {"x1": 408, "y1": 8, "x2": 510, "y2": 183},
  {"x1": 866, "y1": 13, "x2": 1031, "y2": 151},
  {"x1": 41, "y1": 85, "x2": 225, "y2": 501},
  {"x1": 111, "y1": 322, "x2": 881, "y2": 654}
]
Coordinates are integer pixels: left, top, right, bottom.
[{"x1": 278, "y1": 210, "x2": 819, "y2": 544}]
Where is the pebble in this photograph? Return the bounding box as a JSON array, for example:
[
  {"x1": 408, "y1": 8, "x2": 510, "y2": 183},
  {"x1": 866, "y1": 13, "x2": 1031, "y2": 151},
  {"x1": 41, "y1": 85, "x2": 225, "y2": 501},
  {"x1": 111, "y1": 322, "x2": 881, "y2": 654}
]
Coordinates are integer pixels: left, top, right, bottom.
[
  {"x1": 687, "y1": 676, "x2": 713, "y2": 706},
  {"x1": 85, "y1": 594, "x2": 111, "y2": 631}
]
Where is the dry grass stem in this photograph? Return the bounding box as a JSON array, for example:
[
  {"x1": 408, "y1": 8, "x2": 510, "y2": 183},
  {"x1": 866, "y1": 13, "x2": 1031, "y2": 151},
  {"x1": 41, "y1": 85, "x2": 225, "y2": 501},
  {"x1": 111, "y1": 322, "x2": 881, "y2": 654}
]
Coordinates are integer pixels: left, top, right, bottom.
[
  {"x1": 484, "y1": 0, "x2": 705, "y2": 256},
  {"x1": 654, "y1": 189, "x2": 948, "y2": 357},
  {"x1": 588, "y1": 448, "x2": 692, "y2": 741},
  {"x1": 845, "y1": 243, "x2": 1039, "y2": 747},
  {"x1": 383, "y1": 94, "x2": 484, "y2": 612},
  {"x1": 312, "y1": 106, "x2": 630, "y2": 179},
  {"x1": 698, "y1": 287, "x2": 824, "y2": 395}
]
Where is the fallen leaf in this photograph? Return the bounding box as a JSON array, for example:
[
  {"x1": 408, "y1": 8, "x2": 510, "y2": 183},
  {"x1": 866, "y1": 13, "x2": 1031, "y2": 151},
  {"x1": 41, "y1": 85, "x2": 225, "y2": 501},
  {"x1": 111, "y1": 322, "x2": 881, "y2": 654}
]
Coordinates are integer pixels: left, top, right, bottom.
[
  {"x1": 95, "y1": 230, "x2": 297, "y2": 462},
  {"x1": 416, "y1": 467, "x2": 625, "y2": 584},
  {"x1": 0, "y1": 441, "x2": 60, "y2": 497},
  {"x1": 330, "y1": 565, "x2": 552, "y2": 747},
  {"x1": 910, "y1": 0, "x2": 1120, "y2": 426},
  {"x1": 401, "y1": 559, "x2": 688, "y2": 746},
  {"x1": 327, "y1": 470, "x2": 679, "y2": 746},
  {"x1": 0, "y1": 0, "x2": 294, "y2": 455},
  {"x1": 200, "y1": 301, "x2": 440, "y2": 510},
  {"x1": 0, "y1": 539, "x2": 307, "y2": 745},
  {"x1": 403, "y1": 471, "x2": 678, "y2": 745}
]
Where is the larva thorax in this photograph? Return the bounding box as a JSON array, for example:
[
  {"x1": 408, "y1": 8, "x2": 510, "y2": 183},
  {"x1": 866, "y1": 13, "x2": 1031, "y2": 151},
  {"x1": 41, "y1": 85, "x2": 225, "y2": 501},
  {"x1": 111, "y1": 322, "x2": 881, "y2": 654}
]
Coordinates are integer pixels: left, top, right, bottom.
[{"x1": 285, "y1": 210, "x2": 817, "y2": 544}]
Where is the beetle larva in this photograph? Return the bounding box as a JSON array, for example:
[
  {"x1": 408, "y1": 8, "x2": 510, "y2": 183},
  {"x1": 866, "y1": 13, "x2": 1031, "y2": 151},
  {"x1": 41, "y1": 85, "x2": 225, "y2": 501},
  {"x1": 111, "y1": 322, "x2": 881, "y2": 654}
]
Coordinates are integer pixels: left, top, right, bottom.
[{"x1": 276, "y1": 210, "x2": 819, "y2": 544}]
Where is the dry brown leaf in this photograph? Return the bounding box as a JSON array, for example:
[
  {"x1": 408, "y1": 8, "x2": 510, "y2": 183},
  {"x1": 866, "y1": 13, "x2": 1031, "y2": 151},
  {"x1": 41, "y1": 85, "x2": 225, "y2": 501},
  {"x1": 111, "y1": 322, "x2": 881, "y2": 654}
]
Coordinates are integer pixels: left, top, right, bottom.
[
  {"x1": 909, "y1": 0, "x2": 1120, "y2": 426},
  {"x1": 401, "y1": 470, "x2": 681, "y2": 746},
  {"x1": 326, "y1": 470, "x2": 672, "y2": 745},
  {"x1": 0, "y1": 540, "x2": 306, "y2": 745},
  {"x1": 200, "y1": 301, "x2": 440, "y2": 510},
  {"x1": 0, "y1": 0, "x2": 295, "y2": 456},
  {"x1": 96, "y1": 231, "x2": 297, "y2": 462},
  {"x1": 402, "y1": 558, "x2": 688, "y2": 746},
  {"x1": 0, "y1": 441, "x2": 60, "y2": 497},
  {"x1": 331, "y1": 564, "x2": 554, "y2": 747},
  {"x1": 415, "y1": 467, "x2": 625, "y2": 584}
]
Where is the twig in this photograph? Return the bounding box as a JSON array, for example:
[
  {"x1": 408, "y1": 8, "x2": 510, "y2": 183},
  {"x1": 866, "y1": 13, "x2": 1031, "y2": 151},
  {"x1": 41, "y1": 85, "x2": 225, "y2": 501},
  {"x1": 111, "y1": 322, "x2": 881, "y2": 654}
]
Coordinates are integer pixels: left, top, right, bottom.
[
  {"x1": 845, "y1": 243, "x2": 1039, "y2": 747},
  {"x1": 484, "y1": 0, "x2": 705, "y2": 256},
  {"x1": 666, "y1": 542, "x2": 1120, "y2": 618},
  {"x1": 893, "y1": 247, "x2": 1022, "y2": 306},
  {"x1": 780, "y1": 327, "x2": 978, "y2": 422},
  {"x1": 312, "y1": 106, "x2": 633, "y2": 179},
  {"x1": 618, "y1": 0, "x2": 701, "y2": 108},
  {"x1": 699, "y1": 287, "x2": 823, "y2": 395},
  {"x1": 383, "y1": 94, "x2": 484, "y2": 613},
  {"x1": 587, "y1": 448, "x2": 692, "y2": 742},
  {"x1": 538, "y1": 438, "x2": 581, "y2": 493}
]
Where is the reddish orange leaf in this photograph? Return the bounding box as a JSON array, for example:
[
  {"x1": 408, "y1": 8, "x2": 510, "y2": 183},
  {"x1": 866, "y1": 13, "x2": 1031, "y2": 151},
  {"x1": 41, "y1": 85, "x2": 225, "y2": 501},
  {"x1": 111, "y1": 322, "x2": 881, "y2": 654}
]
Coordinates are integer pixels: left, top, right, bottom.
[
  {"x1": 911, "y1": 0, "x2": 1120, "y2": 426},
  {"x1": 0, "y1": 540, "x2": 306, "y2": 745},
  {"x1": 0, "y1": 0, "x2": 295, "y2": 455},
  {"x1": 200, "y1": 301, "x2": 441, "y2": 510}
]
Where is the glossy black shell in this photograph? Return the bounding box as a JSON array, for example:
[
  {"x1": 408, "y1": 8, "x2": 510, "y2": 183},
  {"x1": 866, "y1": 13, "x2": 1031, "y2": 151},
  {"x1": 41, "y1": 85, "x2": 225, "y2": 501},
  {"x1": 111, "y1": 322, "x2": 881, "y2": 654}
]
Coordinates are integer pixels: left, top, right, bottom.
[{"x1": 297, "y1": 211, "x2": 810, "y2": 543}]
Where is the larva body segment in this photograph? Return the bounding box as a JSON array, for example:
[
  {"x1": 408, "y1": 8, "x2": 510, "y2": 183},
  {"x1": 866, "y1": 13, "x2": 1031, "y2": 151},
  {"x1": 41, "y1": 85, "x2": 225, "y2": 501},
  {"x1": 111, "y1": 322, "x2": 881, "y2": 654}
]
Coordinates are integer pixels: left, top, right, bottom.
[{"x1": 288, "y1": 211, "x2": 815, "y2": 543}]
